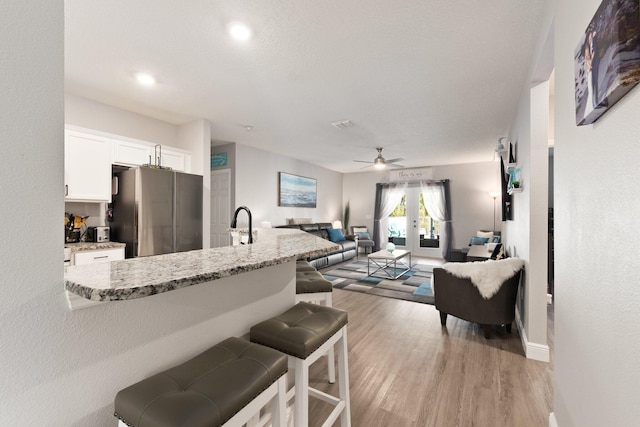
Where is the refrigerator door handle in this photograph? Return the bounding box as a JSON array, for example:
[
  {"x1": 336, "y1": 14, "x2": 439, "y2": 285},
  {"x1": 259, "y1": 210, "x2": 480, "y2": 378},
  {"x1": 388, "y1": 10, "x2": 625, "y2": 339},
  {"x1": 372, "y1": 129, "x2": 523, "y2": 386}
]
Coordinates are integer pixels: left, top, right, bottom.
[{"x1": 133, "y1": 202, "x2": 139, "y2": 257}]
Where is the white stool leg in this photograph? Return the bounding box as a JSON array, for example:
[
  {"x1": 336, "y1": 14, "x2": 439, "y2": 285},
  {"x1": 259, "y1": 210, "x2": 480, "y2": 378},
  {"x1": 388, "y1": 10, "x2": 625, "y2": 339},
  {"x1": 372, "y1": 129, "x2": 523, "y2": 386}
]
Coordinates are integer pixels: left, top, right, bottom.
[
  {"x1": 337, "y1": 328, "x2": 351, "y2": 427},
  {"x1": 271, "y1": 375, "x2": 287, "y2": 427},
  {"x1": 325, "y1": 293, "x2": 336, "y2": 384},
  {"x1": 294, "y1": 358, "x2": 309, "y2": 427}
]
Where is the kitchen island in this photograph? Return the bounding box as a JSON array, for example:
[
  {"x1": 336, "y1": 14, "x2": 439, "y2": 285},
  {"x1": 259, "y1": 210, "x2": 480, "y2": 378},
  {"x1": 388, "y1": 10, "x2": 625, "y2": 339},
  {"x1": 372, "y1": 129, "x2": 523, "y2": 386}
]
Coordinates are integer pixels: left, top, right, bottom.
[{"x1": 60, "y1": 228, "x2": 339, "y2": 423}]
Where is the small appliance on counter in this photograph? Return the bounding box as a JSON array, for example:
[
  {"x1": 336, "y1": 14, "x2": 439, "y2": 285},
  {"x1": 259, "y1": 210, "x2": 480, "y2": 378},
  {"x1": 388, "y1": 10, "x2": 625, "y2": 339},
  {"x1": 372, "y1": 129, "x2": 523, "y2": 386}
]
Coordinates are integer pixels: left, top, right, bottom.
[
  {"x1": 65, "y1": 213, "x2": 88, "y2": 243},
  {"x1": 87, "y1": 226, "x2": 110, "y2": 242}
]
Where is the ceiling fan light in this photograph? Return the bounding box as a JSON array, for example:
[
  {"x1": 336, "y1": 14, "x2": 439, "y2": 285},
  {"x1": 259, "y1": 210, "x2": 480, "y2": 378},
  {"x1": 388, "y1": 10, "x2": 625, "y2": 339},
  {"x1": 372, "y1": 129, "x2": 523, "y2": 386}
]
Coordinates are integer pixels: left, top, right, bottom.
[{"x1": 374, "y1": 161, "x2": 386, "y2": 169}]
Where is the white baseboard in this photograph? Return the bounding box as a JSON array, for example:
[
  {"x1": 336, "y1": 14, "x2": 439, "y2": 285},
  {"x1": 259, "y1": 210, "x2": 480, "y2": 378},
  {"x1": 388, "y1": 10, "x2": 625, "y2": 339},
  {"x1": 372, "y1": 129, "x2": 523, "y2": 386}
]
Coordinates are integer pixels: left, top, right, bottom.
[
  {"x1": 515, "y1": 308, "x2": 550, "y2": 362},
  {"x1": 549, "y1": 412, "x2": 558, "y2": 427}
]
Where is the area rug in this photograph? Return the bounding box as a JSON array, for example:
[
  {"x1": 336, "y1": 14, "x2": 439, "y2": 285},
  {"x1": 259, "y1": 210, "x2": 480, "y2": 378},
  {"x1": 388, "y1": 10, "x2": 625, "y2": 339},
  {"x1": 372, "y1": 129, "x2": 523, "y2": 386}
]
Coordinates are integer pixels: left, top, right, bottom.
[{"x1": 321, "y1": 259, "x2": 436, "y2": 305}]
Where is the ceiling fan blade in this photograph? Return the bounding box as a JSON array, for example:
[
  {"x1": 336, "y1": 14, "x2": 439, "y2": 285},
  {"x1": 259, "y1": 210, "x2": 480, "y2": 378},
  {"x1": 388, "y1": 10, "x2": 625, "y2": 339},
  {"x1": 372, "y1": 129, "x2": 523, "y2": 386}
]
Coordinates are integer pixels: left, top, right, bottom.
[
  {"x1": 353, "y1": 160, "x2": 374, "y2": 164},
  {"x1": 360, "y1": 164, "x2": 373, "y2": 169},
  {"x1": 388, "y1": 163, "x2": 406, "y2": 168},
  {"x1": 385, "y1": 157, "x2": 404, "y2": 164}
]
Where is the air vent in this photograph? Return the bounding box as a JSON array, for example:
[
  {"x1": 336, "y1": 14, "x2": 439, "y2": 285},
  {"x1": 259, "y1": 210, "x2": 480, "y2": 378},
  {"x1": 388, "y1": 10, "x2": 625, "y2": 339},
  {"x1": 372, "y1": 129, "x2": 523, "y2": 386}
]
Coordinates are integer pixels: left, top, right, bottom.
[{"x1": 330, "y1": 120, "x2": 355, "y2": 129}]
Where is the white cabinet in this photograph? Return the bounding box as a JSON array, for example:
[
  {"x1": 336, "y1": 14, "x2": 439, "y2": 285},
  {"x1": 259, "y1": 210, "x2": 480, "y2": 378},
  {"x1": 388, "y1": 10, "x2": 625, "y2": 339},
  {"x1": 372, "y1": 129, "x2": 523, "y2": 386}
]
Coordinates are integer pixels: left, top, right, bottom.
[
  {"x1": 112, "y1": 138, "x2": 189, "y2": 172},
  {"x1": 73, "y1": 247, "x2": 124, "y2": 265},
  {"x1": 159, "y1": 148, "x2": 189, "y2": 172},
  {"x1": 65, "y1": 130, "x2": 112, "y2": 202},
  {"x1": 112, "y1": 140, "x2": 152, "y2": 166}
]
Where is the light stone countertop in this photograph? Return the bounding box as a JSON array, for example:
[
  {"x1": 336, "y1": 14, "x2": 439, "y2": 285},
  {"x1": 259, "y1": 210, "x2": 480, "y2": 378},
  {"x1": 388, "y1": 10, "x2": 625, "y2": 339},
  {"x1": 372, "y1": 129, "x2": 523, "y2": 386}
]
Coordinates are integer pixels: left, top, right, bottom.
[
  {"x1": 65, "y1": 242, "x2": 126, "y2": 252},
  {"x1": 64, "y1": 228, "x2": 338, "y2": 302}
]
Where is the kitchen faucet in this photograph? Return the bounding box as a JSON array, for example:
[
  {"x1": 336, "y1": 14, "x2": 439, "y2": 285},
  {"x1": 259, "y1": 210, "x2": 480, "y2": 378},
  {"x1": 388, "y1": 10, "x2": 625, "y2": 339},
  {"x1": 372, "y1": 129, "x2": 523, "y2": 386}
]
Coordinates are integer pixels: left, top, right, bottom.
[{"x1": 230, "y1": 206, "x2": 253, "y2": 244}]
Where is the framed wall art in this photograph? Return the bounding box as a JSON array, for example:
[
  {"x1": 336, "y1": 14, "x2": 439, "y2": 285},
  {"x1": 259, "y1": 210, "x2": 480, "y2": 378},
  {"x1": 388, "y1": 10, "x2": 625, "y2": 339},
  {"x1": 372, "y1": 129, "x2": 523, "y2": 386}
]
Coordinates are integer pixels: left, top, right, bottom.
[
  {"x1": 575, "y1": 0, "x2": 640, "y2": 126},
  {"x1": 278, "y1": 172, "x2": 317, "y2": 208}
]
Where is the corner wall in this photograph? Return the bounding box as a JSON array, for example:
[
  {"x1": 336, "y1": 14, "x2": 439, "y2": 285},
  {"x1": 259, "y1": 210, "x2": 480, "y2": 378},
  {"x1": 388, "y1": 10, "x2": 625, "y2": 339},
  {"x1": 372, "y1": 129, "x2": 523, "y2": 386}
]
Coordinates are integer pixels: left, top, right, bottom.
[{"x1": 553, "y1": 0, "x2": 640, "y2": 424}]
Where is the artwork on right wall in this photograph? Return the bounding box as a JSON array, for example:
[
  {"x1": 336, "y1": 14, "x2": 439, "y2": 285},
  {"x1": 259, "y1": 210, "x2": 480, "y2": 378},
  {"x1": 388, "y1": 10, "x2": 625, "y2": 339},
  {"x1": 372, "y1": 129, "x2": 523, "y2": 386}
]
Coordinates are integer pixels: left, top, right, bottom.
[
  {"x1": 501, "y1": 158, "x2": 513, "y2": 221},
  {"x1": 574, "y1": 0, "x2": 640, "y2": 126}
]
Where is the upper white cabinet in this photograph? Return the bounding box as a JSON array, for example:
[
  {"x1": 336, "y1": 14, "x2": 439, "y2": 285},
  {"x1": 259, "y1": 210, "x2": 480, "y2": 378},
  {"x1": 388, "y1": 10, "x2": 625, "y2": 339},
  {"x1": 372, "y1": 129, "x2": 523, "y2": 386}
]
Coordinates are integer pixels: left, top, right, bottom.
[
  {"x1": 65, "y1": 130, "x2": 112, "y2": 202},
  {"x1": 65, "y1": 127, "x2": 192, "y2": 203},
  {"x1": 159, "y1": 148, "x2": 188, "y2": 172},
  {"x1": 112, "y1": 140, "x2": 153, "y2": 166},
  {"x1": 112, "y1": 138, "x2": 189, "y2": 172}
]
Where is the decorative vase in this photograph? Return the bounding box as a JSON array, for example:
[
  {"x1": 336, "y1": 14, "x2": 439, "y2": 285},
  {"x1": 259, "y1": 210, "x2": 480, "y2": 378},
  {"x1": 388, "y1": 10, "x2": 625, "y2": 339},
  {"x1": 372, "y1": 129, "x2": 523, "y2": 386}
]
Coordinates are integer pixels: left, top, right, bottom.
[{"x1": 386, "y1": 242, "x2": 396, "y2": 252}]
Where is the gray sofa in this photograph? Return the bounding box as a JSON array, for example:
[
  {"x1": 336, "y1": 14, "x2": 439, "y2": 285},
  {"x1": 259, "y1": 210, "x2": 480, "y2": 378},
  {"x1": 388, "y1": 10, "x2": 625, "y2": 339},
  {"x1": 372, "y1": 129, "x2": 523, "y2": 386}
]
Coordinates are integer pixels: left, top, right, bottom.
[{"x1": 277, "y1": 223, "x2": 356, "y2": 269}]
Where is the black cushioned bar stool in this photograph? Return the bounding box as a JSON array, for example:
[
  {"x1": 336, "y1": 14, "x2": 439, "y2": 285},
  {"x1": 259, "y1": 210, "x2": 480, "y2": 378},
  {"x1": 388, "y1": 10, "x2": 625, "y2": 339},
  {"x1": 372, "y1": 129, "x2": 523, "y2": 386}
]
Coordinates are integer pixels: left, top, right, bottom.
[
  {"x1": 250, "y1": 302, "x2": 350, "y2": 427},
  {"x1": 114, "y1": 337, "x2": 287, "y2": 427},
  {"x1": 295, "y1": 270, "x2": 335, "y2": 383},
  {"x1": 296, "y1": 260, "x2": 317, "y2": 272}
]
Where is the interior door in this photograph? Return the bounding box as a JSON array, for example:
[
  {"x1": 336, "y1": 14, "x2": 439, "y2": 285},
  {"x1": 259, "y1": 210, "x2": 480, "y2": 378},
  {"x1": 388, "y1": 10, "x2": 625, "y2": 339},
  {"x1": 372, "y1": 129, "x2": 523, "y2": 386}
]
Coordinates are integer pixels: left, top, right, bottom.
[{"x1": 210, "y1": 169, "x2": 231, "y2": 247}]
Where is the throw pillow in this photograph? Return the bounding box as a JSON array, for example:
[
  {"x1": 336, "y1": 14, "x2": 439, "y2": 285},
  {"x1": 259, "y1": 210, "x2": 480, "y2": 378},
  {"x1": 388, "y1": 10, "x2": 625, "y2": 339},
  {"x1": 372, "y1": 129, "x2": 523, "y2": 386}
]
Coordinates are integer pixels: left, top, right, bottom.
[
  {"x1": 356, "y1": 231, "x2": 371, "y2": 240},
  {"x1": 327, "y1": 228, "x2": 346, "y2": 243},
  {"x1": 476, "y1": 231, "x2": 494, "y2": 239},
  {"x1": 470, "y1": 236, "x2": 489, "y2": 245}
]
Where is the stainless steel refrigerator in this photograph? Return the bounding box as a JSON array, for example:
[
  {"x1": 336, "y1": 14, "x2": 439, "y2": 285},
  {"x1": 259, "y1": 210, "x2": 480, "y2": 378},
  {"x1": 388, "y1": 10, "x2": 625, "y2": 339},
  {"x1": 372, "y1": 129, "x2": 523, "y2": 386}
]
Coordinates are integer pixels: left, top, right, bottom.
[{"x1": 111, "y1": 167, "x2": 203, "y2": 258}]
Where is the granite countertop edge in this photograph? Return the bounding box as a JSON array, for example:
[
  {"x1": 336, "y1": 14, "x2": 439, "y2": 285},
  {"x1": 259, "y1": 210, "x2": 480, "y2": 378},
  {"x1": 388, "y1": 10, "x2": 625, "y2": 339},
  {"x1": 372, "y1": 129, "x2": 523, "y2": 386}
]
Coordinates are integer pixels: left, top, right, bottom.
[{"x1": 64, "y1": 228, "x2": 339, "y2": 302}]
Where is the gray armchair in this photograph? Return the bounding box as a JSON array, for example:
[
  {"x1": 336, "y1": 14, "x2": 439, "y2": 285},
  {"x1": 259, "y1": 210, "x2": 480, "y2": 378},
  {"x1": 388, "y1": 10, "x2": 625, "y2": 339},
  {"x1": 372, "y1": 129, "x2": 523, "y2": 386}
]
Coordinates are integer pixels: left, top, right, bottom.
[
  {"x1": 349, "y1": 226, "x2": 374, "y2": 257},
  {"x1": 433, "y1": 267, "x2": 521, "y2": 338}
]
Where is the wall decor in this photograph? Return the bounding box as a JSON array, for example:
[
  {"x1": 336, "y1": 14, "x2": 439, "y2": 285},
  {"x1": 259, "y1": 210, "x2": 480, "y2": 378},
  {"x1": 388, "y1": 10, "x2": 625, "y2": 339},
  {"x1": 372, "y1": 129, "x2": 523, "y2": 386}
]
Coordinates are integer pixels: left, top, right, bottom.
[
  {"x1": 500, "y1": 158, "x2": 513, "y2": 221},
  {"x1": 210, "y1": 152, "x2": 227, "y2": 167},
  {"x1": 278, "y1": 172, "x2": 317, "y2": 208},
  {"x1": 574, "y1": 0, "x2": 640, "y2": 126}
]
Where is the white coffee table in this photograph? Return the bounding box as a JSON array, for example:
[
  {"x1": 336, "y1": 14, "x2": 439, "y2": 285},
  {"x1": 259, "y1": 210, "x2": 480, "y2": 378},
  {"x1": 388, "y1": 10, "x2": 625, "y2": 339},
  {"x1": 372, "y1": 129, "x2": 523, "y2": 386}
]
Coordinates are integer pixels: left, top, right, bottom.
[{"x1": 367, "y1": 249, "x2": 412, "y2": 279}]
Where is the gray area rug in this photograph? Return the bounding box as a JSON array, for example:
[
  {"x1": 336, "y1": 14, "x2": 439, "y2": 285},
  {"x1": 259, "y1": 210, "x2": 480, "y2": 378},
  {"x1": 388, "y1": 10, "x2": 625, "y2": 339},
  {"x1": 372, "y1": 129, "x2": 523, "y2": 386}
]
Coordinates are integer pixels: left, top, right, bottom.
[{"x1": 322, "y1": 259, "x2": 435, "y2": 305}]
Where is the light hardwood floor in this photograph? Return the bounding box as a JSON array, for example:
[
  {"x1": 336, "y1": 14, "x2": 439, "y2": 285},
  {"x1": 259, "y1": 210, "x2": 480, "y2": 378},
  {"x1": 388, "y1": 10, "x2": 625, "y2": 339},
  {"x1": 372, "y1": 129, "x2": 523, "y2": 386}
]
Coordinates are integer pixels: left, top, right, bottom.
[{"x1": 306, "y1": 288, "x2": 553, "y2": 427}]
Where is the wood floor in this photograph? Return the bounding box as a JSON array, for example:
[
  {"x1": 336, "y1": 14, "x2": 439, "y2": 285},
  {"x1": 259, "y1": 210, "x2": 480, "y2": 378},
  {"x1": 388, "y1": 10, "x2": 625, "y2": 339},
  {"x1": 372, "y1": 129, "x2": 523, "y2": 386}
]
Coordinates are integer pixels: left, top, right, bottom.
[{"x1": 306, "y1": 289, "x2": 553, "y2": 427}]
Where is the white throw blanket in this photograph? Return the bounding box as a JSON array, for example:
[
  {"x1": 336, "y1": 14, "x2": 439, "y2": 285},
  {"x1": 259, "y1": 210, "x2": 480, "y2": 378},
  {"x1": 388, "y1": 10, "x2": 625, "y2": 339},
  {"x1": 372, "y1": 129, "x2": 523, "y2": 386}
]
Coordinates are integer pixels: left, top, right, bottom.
[{"x1": 442, "y1": 258, "x2": 524, "y2": 299}]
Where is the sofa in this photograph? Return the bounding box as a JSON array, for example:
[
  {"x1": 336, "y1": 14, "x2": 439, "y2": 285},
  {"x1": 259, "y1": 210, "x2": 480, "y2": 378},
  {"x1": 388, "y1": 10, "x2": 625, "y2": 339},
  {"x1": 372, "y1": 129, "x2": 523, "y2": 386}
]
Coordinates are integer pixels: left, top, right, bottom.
[
  {"x1": 433, "y1": 260, "x2": 522, "y2": 338},
  {"x1": 277, "y1": 222, "x2": 356, "y2": 269}
]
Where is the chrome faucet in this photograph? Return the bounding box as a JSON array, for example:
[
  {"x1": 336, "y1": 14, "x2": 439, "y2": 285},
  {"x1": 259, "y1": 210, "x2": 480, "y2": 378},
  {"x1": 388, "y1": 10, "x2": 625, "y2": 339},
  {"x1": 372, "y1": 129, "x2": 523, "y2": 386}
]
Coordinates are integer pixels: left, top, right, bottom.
[{"x1": 230, "y1": 206, "x2": 253, "y2": 244}]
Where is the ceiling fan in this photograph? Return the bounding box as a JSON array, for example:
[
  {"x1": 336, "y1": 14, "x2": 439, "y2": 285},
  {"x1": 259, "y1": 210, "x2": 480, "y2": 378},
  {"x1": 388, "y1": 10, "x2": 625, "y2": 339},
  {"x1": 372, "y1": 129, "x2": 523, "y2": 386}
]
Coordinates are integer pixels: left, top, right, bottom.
[{"x1": 353, "y1": 147, "x2": 405, "y2": 169}]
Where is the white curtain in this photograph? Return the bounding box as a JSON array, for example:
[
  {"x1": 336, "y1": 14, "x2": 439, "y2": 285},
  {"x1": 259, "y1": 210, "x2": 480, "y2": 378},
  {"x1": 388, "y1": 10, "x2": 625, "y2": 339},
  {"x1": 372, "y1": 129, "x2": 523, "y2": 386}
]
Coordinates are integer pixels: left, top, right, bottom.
[
  {"x1": 420, "y1": 180, "x2": 452, "y2": 259},
  {"x1": 373, "y1": 182, "x2": 407, "y2": 250}
]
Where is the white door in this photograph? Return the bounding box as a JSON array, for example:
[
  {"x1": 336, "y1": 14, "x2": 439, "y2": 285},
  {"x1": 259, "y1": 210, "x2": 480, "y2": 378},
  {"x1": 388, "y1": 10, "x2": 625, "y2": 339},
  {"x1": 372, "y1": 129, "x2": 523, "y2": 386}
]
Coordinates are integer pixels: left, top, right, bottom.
[
  {"x1": 388, "y1": 187, "x2": 441, "y2": 258},
  {"x1": 210, "y1": 169, "x2": 231, "y2": 247}
]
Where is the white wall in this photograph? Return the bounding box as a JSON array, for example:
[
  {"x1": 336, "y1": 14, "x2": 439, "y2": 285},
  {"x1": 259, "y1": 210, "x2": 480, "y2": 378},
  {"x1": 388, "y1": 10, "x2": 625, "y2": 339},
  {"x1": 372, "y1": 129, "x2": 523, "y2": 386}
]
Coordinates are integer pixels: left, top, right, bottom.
[
  {"x1": 179, "y1": 119, "x2": 212, "y2": 248},
  {"x1": 1, "y1": 0, "x2": 65, "y2": 423},
  {"x1": 343, "y1": 162, "x2": 500, "y2": 250},
  {"x1": 553, "y1": 0, "x2": 640, "y2": 424},
  {"x1": 233, "y1": 144, "x2": 343, "y2": 227},
  {"x1": 65, "y1": 94, "x2": 180, "y2": 146}
]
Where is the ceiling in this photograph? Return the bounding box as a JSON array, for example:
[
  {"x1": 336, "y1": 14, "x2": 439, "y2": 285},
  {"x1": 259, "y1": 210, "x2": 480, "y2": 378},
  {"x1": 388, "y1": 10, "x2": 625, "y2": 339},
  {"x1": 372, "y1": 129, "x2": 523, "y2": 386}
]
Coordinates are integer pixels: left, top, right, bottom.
[{"x1": 65, "y1": 0, "x2": 547, "y2": 173}]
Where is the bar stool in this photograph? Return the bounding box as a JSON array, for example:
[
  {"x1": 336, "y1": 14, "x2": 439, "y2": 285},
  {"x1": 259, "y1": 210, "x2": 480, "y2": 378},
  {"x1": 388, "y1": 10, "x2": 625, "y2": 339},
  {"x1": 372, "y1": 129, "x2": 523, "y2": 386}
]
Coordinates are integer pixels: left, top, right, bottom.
[
  {"x1": 296, "y1": 270, "x2": 335, "y2": 383},
  {"x1": 114, "y1": 337, "x2": 287, "y2": 427},
  {"x1": 250, "y1": 302, "x2": 350, "y2": 427},
  {"x1": 296, "y1": 260, "x2": 317, "y2": 272}
]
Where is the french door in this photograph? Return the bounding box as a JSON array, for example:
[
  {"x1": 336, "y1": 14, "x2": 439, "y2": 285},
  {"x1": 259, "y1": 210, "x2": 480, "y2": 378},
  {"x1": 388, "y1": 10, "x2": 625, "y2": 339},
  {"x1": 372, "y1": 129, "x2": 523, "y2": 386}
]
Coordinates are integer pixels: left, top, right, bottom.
[{"x1": 388, "y1": 187, "x2": 441, "y2": 258}]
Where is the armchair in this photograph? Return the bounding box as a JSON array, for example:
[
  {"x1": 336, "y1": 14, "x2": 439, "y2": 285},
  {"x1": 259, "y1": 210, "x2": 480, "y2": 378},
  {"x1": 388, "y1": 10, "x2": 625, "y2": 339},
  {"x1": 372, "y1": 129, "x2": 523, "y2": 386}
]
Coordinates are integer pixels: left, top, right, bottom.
[
  {"x1": 349, "y1": 226, "x2": 374, "y2": 257},
  {"x1": 433, "y1": 261, "x2": 522, "y2": 338}
]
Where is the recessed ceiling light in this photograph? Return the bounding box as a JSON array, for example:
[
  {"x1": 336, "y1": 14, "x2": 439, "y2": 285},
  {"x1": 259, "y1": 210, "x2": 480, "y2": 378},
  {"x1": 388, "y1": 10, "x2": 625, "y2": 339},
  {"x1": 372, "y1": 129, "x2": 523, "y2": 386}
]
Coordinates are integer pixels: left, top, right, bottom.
[
  {"x1": 135, "y1": 73, "x2": 156, "y2": 87},
  {"x1": 228, "y1": 22, "x2": 252, "y2": 41}
]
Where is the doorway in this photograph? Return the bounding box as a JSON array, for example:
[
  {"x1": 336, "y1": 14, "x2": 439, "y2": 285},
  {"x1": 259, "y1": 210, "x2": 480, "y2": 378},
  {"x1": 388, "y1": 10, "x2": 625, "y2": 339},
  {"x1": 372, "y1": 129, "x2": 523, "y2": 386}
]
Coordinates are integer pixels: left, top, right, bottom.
[{"x1": 388, "y1": 186, "x2": 441, "y2": 258}]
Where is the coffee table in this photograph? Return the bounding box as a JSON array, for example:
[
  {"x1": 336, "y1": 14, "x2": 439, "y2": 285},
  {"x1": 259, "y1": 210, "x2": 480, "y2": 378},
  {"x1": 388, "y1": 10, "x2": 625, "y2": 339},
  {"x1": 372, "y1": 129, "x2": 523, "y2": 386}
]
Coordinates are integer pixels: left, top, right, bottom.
[{"x1": 367, "y1": 249, "x2": 412, "y2": 279}]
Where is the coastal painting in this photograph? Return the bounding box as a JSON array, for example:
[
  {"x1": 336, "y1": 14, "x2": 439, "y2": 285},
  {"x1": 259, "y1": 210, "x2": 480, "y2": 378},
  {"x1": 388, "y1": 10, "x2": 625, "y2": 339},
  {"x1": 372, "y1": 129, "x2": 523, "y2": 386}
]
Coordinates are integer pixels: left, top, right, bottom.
[
  {"x1": 575, "y1": 0, "x2": 640, "y2": 125},
  {"x1": 278, "y1": 172, "x2": 317, "y2": 208}
]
